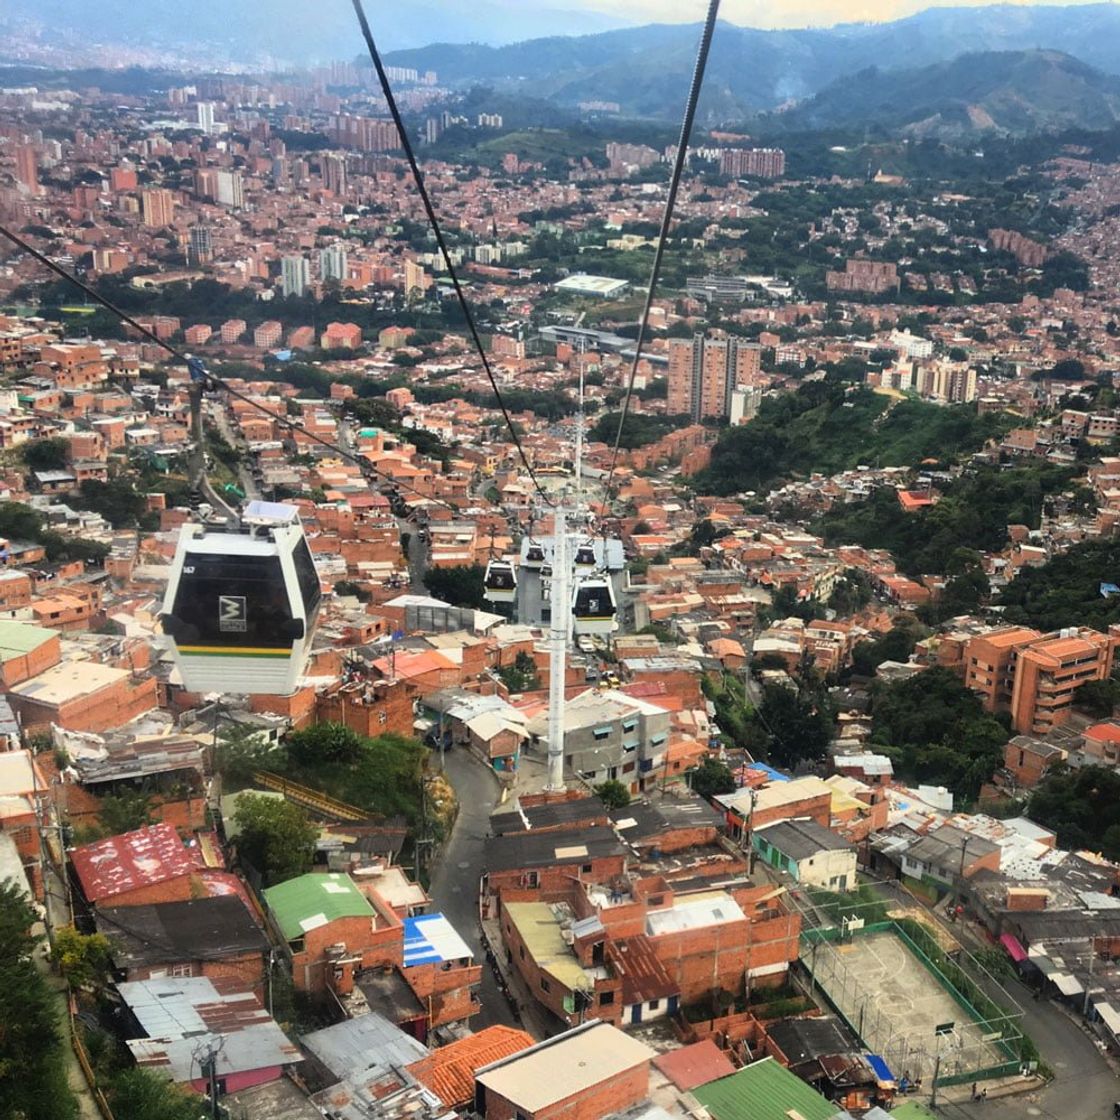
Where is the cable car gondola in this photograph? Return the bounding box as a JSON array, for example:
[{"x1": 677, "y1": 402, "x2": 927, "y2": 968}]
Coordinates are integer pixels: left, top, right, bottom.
[
  {"x1": 161, "y1": 501, "x2": 321, "y2": 695},
  {"x1": 524, "y1": 542, "x2": 545, "y2": 568},
  {"x1": 572, "y1": 576, "x2": 617, "y2": 637},
  {"x1": 483, "y1": 558, "x2": 517, "y2": 604},
  {"x1": 574, "y1": 542, "x2": 596, "y2": 569}
]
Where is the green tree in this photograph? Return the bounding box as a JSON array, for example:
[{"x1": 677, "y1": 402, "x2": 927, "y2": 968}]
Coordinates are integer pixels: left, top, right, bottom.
[
  {"x1": 828, "y1": 568, "x2": 872, "y2": 616},
  {"x1": 76, "y1": 477, "x2": 147, "y2": 528},
  {"x1": 0, "y1": 500, "x2": 44, "y2": 541},
  {"x1": 1074, "y1": 677, "x2": 1120, "y2": 719},
  {"x1": 214, "y1": 721, "x2": 273, "y2": 788},
  {"x1": 98, "y1": 788, "x2": 153, "y2": 836},
  {"x1": 870, "y1": 667, "x2": 1009, "y2": 800},
  {"x1": 759, "y1": 683, "x2": 833, "y2": 770},
  {"x1": 51, "y1": 927, "x2": 111, "y2": 990},
  {"x1": 498, "y1": 651, "x2": 540, "y2": 693},
  {"x1": 594, "y1": 779, "x2": 631, "y2": 809},
  {"x1": 107, "y1": 1068, "x2": 207, "y2": 1120},
  {"x1": 424, "y1": 564, "x2": 486, "y2": 609},
  {"x1": 333, "y1": 579, "x2": 371, "y2": 602},
  {"x1": 1029, "y1": 764, "x2": 1120, "y2": 857},
  {"x1": 690, "y1": 756, "x2": 737, "y2": 800},
  {"x1": 851, "y1": 618, "x2": 928, "y2": 676},
  {"x1": 234, "y1": 794, "x2": 318, "y2": 886},
  {"x1": 22, "y1": 437, "x2": 69, "y2": 471},
  {"x1": 0, "y1": 882, "x2": 77, "y2": 1119},
  {"x1": 287, "y1": 721, "x2": 365, "y2": 766}
]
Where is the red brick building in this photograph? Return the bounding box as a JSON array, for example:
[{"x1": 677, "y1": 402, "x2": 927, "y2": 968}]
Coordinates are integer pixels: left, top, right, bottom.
[
  {"x1": 484, "y1": 825, "x2": 628, "y2": 901},
  {"x1": 71, "y1": 823, "x2": 204, "y2": 909},
  {"x1": 9, "y1": 660, "x2": 157, "y2": 733},
  {"x1": 95, "y1": 895, "x2": 270, "y2": 998},
  {"x1": 475, "y1": 1021, "x2": 654, "y2": 1120}
]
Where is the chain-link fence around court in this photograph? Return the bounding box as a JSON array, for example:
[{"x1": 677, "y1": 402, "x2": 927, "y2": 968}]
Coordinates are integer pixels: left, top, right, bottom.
[{"x1": 800, "y1": 920, "x2": 1032, "y2": 1087}]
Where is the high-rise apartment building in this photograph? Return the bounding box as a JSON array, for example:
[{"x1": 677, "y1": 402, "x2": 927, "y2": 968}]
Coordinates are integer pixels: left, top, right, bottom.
[
  {"x1": 14, "y1": 145, "x2": 39, "y2": 195},
  {"x1": 319, "y1": 245, "x2": 348, "y2": 283},
  {"x1": 188, "y1": 225, "x2": 213, "y2": 264},
  {"x1": 281, "y1": 256, "x2": 311, "y2": 298},
  {"x1": 325, "y1": 114, "x2": 401, "y2": 152},
  {"x1": 668, "y1": 333, "x2": 763, "y2": 422},
  {"x1": 403, "y1": 259, "x2": 431, "y2": 295},
  {"x1": 196, "y1": 102, "x2": 216, "y2": 134},
  {"x1": 914, "y1": 362, "x2": 978, "y2": 404},
  {"x1": 141, "y1": 188, "x2": 176, "y2": 228},
  {"x1": 964, "y1": 625, "x2": 1120, "y2": 735},
  {"x1": 719, "y1": 147, "x2": 786, "y2": 179},
  {"x1": 322, "y1": 154, "x2": 347, "y2": 195},
  {"x1": 215, "y1": 170, "x2": 243, "y2": 209}
]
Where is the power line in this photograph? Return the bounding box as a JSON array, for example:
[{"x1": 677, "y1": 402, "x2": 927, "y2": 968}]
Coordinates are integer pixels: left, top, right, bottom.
[
  {"x1": 602, "y1": 0, "x2": 720, "y2": 503},
  {"x1": 0, "y1": 222, "x2": 460, "y2": 515},
  {"x1": 349, "y1": 0, "x2": 554, "y2": 508}
]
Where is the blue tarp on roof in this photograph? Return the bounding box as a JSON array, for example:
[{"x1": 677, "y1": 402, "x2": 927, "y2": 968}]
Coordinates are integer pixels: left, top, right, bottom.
[
  {"x1": 866, "y1": 1053, "x2": 894, "y2": 1083},
  {"x1": 747, "y1": 762, "x2": 792, "y2": 783}
]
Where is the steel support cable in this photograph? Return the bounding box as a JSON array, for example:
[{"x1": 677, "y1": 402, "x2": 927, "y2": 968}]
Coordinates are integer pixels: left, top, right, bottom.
[
  {"x1": 602, "y1": 0, "x2": 721, "y2": 504},
  {"x1": 350, "y1": 0, "x2": 554, "y2": 507},
  {"x1": 0, "y1": 222, "x2": 461, "y2": 514}
]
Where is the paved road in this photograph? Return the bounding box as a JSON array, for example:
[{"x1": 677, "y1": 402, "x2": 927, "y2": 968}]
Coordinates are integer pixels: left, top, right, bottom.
[
  {"x1": 934, "y1": 974, "x2": 1120, "y2": 1120},
  {"x1": 427, "y1": 748, "x2": 518, "y2": 1031},
  {"x1": 400, "y1": 518, "x2": 428, "y2": 590}
]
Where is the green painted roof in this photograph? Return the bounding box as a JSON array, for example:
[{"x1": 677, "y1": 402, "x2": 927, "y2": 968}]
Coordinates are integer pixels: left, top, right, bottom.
[
  {"x1": 263, "y1": 873, "x2": 373, "y2": 940},
  {"x1": 0, "y1": 619, "x2": 56, "y2": 659},
  {"x1": 692, "y1": 1058, "x2": 837, "y2": 1120}
]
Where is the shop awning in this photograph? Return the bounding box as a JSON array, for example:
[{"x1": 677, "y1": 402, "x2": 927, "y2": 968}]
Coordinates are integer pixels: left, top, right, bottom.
[
  {"x1": 1097, "y1": 1002, "x2": 1120, "y2": 1036},
  {"x1": 1000, "y1": 932, "x2": 1028, "y2": 963},
  {"x1": 1051, "y1": 971, "x2": 1084, "y2": 997}
]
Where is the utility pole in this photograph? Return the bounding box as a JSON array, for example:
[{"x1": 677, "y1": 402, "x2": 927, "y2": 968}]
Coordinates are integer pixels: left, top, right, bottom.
[
  {"x1": 744, "y1": 787, "x2": 758, "y2": 874},
  {"x1": 199, "y1": 1040, "x2": 222, "y2": 1120},
  {"x1": 930, "y1": 1051, "x2": 941, "y2": 1110},
  {"x1": 1083, "y1": 937, "x2": 1096, "y2": 1018},
  {"x1": 955, "y1": 834, "x2": 969, "y2": 919}
]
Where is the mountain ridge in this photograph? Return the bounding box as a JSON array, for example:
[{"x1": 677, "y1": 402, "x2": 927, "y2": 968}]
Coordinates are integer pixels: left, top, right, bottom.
[
  {"x1": 769, "y1": 49, "x2": 1120, "y2": 137},
  {"x1": 381, "y1": 3, "x2": 1120, "y2": 120}
]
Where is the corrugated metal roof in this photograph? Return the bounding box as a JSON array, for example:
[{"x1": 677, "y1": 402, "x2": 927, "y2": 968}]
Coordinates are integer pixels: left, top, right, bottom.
[
  {"x1": 301, "y1": 1012, "x2": 428, "y2": 1081},
  {"x1": 263, "y1": 873, "x2": 373, "y2": 940},
  {"x1": 692, "y1": 1057, "x2": 838, "y2": 1120},
  {"x1": 71, "y1": 823, "x2": 199, "y2": 902},
  {"x1": 402, "y1": 913, "x2": 472, "y2": 967},
  {"x1": 652, "y1": 1039, "x2": 736, "y2": 1092},
  {"x1": 0, "y1": 619, "x2": 56, "y2": 657}
]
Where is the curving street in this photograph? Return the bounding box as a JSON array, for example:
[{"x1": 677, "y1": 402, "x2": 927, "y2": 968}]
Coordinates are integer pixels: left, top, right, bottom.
[{"x1": 427, "y1": 747, "x2": 518, "y2": 1031}]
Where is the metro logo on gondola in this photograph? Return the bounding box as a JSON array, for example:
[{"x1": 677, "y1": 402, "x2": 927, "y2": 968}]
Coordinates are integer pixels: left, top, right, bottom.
[{"x1": 219, "y1": 595, "x2": 247, "y2": 632}]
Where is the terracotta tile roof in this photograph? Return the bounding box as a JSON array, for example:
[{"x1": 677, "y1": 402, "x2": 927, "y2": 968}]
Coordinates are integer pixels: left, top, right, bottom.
[{"x1": 407, "y1": 1025, "x2": 534, "y2": 1107}]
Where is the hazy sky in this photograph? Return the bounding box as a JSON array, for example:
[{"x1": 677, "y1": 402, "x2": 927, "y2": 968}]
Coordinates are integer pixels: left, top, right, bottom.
[{"x1": 567, "y1": 0, "x2": 1110, "y2": 28}]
